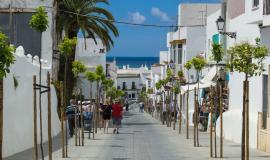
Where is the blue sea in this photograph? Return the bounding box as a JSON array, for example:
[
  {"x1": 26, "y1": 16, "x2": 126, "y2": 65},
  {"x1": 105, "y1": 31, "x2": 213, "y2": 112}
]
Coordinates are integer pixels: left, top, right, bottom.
[{"x1": 106, "y1": 57, "x2": 159, "y2": 69}]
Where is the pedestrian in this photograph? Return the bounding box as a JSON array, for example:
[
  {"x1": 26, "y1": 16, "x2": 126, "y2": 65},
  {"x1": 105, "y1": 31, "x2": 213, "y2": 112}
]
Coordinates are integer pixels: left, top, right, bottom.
[
  {"x1": 102, "y1": 100, "x2": 112, "y2": 134},
  {"x1": 125, "y1": 98, "x2": 129, "y2": 111},
  {"x1": 139, "y1": 101, "x2": 144, "y2": 113},
  {"x1": 66, "y1": 99, "x2": 76, "y2": 137},
  {"x1": 112, "y1": 99, "x2": 123, "y2": 134}
]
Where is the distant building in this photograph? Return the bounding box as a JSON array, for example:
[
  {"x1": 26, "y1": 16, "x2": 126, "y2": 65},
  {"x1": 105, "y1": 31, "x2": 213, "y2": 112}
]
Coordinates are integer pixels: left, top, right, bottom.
[
  {"x1": 116, "y1": 65, "x2": 150, "y2": 100},
  {"x1": 75, "y1": 38, "x2": 106, "y2": 99}
]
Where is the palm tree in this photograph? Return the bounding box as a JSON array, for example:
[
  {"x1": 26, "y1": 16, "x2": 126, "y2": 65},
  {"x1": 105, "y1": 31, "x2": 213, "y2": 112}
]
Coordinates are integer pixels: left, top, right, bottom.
[
  {"x1": 184, "y1": 61, "x2": 192, "y2": 139},
  {"x1": 0, "y1": 31, "x2": 15, "y2": 160},
  {"x1": 56, "y1": 0, "x2": 119, "y2": 103}
]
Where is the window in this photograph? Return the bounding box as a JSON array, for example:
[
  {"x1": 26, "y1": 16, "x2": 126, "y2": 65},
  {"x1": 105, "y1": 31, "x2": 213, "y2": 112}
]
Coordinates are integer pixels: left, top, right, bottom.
[
  {"x1": 122, "y1": 82, "x2": 126, "y2": 90},
  {"x1": 117, "y1": 86, "x2": 120, "y2": 90},
  {"x1": 129, "y1": 94, "x2": 131, "y2": 98},
  {"x1": 253, "y1": 0, "x2": 259, "y2": 8},
  {"x1": 262, "y1": 75, "x2": 268, "y2": 129},
  {"x1": 132, "y1": 93, "x2": 135, "y2": 98},
  {"x1": 264, "y1": 0, "x2": 270, "y2": 15},
  {"x1": 173, "y1": 45, "x2": 176, "y2": 62},
  {"x1": 178, "y1": 44, "x2": 182, "y2": 64},
  {"x1": 132, "y1": 82, "x2": 136, "y2": 89},
  {"x1": 0, "y1": 13, "x2": 41, "y2": 56}
]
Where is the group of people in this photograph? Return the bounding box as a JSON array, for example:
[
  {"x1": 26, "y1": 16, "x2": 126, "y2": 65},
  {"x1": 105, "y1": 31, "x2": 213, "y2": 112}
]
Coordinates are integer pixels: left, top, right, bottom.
[
  {"x1": 65, "y1": 99, "x2": 124, "y2": 137},
  {"x1": 100, "y1": 100, "x2": 123, "y2": 134}
]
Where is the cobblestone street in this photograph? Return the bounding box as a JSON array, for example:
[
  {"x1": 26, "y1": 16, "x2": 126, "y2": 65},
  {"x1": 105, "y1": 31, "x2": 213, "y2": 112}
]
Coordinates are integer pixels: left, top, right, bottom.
[{"x1": 41, "y1": 104, "x2": 270, "y2": 160}]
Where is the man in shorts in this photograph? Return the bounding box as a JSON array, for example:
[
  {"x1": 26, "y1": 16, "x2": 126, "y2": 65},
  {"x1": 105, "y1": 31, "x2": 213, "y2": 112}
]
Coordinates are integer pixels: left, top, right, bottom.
[{"x1": 112, "y1": 100, "x2": 123, "y2": 134}]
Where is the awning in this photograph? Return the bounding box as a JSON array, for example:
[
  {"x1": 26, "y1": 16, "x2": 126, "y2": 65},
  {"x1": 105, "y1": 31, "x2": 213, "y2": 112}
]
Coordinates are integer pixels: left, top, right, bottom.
[{"x1": 180, "y1": 66, "x2": 218, "y2": 94}]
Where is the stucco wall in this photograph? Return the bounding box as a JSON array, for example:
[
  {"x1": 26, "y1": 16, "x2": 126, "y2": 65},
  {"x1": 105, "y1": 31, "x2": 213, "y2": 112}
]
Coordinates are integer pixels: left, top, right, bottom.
[{"x1": 3, "y1": 47, "x2": 60, "y2": 157}]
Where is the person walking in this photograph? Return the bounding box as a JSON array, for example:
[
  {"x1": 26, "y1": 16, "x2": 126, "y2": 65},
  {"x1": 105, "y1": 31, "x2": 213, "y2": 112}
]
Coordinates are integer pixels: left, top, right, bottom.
[
  {"x1": 125, "y1": 98, "x2": 129, "y2": 111},
  {"x1": 139, "y1": 101, "x2": 144, "y2": 113},
  {"x1": 66, "y1": 99, "x2": 76, "y2": 137},
  {"x1": 102, "y1": 101, "x2": 112, "y2": 133},
  {"x1": 112, "y1": 100, "x2": 123, "y2": 134}
]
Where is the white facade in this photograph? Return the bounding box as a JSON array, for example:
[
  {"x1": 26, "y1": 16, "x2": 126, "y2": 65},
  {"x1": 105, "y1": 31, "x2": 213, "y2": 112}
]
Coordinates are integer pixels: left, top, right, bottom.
[
  {"x1": 4, "y1": 47, "x2": 60, "y2": 157},
  {"x1": 214, "y1": 0, "x2": 270, "y2": 149},
  {"x1": 75, "y1": 38, "x2": 106, "y2": 99},
  {"x1": 116, "y1": 66, "x2": 150, "y2": 99}
]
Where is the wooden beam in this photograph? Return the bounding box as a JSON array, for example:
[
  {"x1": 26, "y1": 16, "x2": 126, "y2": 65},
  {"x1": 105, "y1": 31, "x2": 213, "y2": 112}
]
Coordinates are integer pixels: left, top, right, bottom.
[{"x1": 170, "y1": 39, "x2": 186, "y2": 45}]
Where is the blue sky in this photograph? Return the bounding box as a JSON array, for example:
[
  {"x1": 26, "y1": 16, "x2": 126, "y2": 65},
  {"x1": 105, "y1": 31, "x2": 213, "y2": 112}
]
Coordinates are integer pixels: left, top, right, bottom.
[{"x1": 105, "y1": 0, "x2": 220, "y2": 57}]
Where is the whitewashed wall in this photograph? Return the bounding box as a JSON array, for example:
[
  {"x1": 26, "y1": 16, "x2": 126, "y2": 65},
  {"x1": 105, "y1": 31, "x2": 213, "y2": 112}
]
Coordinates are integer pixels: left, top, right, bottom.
[
  {"x1": 215, "y1": 0, "x2": 266, "y2": 148},
  {"x1": 3, "y1": 48, "x2": 60, "y2": 157}
]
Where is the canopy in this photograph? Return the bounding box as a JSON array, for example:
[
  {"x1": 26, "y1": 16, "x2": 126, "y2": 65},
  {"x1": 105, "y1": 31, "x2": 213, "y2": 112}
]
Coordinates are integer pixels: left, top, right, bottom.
[{"x1": 180, "y1": 66, "x2": 218, "y2": 94}]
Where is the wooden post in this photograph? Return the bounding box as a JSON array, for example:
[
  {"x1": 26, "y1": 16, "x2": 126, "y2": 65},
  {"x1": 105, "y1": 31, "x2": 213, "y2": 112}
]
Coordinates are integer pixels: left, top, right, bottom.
[
  {"x1": 210, "y1": 86, "x2": 213, "y2": 158},
  {"x1": 220, "y1": 85, "x2": 223, "y2": 158},
  {"x1": 194, "y1": 88, "x2": 197, "y2": 147},
  {"x1": 186, "y1": 91, "x2": 189, "y2": 139},
  {"x1": 173, "y1": 93, "x2": 177, "y2": 130},
  {"x1": 80, "y1": 88, "x2": 84, "y2": 146},
  {"x1": 47, "y1": 72, "x2": 52, "y2": 160},
  {"x1": 196, "y1": 88, "x2": 199, "y2": 147},
  {"x1": 179, "y1": 92, "x2": 182, "y2": 134},
  {"x1": 242, "y1": 81, "x2": 246, "y2": 160},
  {"x1": 33, "y1": 76, "x2": 38, "y2": 160},
  {"x1": 214, "y1": 86, "x2": 218, "y2": 158},
  {"x1": 65, "y1": 116, "x2": 68, "y2": 158},
  {"x1": 92, "y1": 103, "x2": 95, "y2": 140},
  {"x1": 60, "y1": 82, "x2": 65, "y2": 158},
  {"x1": 75, "y1": 94, "x2": 78, "y2": 146}
]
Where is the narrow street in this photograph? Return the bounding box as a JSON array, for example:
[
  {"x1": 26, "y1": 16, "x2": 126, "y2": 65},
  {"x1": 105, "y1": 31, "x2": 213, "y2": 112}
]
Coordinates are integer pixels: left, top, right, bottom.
[{"x1": 41, "y1": 104, "x2": 270, "y2": 160}]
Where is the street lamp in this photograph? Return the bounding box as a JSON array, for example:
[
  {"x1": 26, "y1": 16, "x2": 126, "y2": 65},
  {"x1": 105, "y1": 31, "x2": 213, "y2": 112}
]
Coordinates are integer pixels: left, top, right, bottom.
[
  {"x1": 216, "y1": 16, "x2": 236, "y2": 39},
  {"x1": 169, "y1": 59, "x2": 175, "y2": 70}
]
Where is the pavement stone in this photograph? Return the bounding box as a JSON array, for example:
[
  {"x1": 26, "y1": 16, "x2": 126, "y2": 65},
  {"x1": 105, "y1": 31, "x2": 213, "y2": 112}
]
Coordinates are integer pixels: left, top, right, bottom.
[{"x1": 6, "y1": 104, "x2": 270, "y2": 160}]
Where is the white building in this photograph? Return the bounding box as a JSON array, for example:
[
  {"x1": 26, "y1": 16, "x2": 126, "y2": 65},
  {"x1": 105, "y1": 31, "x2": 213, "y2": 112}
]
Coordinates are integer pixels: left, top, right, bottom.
[
  {"x1": 117, "y1": 65, "x2": 150, "y2": 100},
  {"x1": 0, "y1": 1, "x2": 62, "y2": 157},
  {"x1": 75, "y1": 38, "x2": 106, "y2": 99},
  {"x1": 167, "y1": 3, "x2": 220, "y2": 82},
  {"x1": 211, "y1": 0, "x2": 270, "y2": 150}
]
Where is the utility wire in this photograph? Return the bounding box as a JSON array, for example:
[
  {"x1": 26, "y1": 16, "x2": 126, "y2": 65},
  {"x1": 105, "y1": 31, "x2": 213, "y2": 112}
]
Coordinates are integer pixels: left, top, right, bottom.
[{"x1": 59, "y1": 10, "x2": 204, "y2": 28}]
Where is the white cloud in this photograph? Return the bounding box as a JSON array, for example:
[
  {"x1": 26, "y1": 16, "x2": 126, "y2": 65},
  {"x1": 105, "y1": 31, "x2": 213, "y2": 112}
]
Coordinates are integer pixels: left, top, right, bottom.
[
  {"x1": 151, "y1": 7, "x2": 172, "y2": 22},
  {"x1": 128, "y1": 12, "x2": 146, "y2": 24}
]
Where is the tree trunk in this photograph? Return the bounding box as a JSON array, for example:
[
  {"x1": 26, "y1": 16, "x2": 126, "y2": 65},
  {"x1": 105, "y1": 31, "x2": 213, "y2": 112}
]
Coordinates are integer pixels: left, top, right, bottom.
[
  {"x1": 39, "y1": 59, "x2": 44, "y2": 160},
  {"x1": 80, "y1": 88, "x2": 84, "y2": 146},
  {"x1": 243, "y1": 80, "x2": 249, "y2": 160},
  {"x1": 242, "y1": 80, "x2": 246, "y2": 160},
  {"x1": 220, "y1": 85, "x2": 223, "y2": 158},
  {"x1": 173, "y1": 93, "x2": 177, "y2": 130},
  {"x1": 197, "y1": 74, "x2": 200, "y2": 147},
  {"x1": 47, "y1": 72, "x2": 52, "y2": 160},
  {"x1": 60, "y1": 82, "x2": 65, "y2": 158},
  {"x1": 246, "y1": 81, "x2": 249, "y2": 160},
  {"x1": 0, "y1": 79, "x2": 3, "y2": 160},
  {"x1": 186, "y1": 79, "x2": 190, "y2": 139},
  {"x1": 33, "y1": 76, "x2": 38, "y2": 160},
  {"x1": 90, "y1": 82, "x2": 92, "y2": 100},
  {"x1": 210, "y1": 86, "x2": 213, "y2": 158},
  {"x1": 194, "y1": 87, "x2": 197, "y2": 147}
]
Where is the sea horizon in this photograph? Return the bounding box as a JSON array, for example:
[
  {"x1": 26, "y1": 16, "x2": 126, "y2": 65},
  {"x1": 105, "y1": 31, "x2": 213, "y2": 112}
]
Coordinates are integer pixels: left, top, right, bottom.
[{"x1": 106, "y1": 56, "x2": 159, "y2": 69}]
